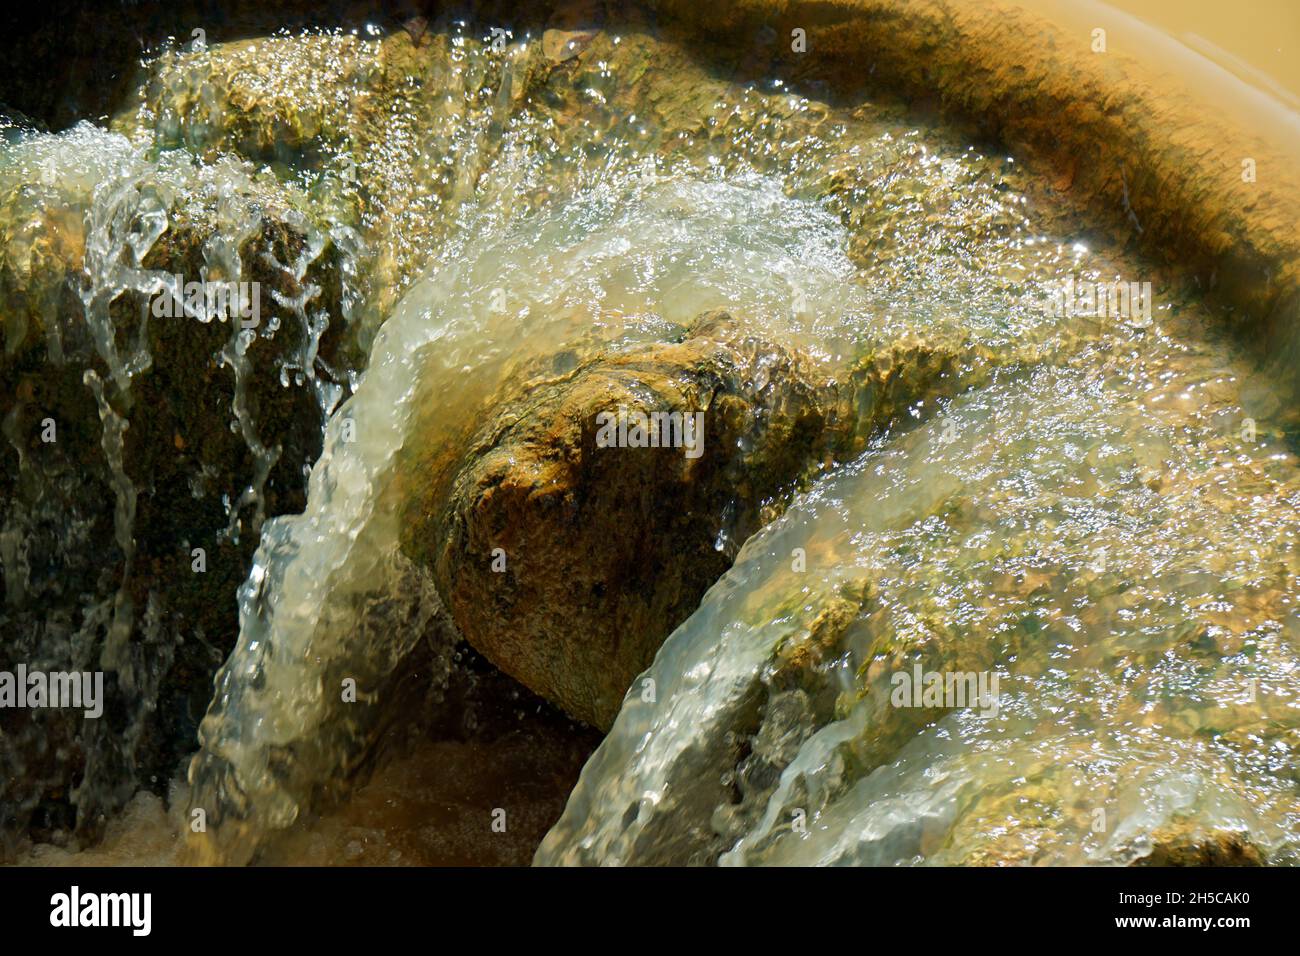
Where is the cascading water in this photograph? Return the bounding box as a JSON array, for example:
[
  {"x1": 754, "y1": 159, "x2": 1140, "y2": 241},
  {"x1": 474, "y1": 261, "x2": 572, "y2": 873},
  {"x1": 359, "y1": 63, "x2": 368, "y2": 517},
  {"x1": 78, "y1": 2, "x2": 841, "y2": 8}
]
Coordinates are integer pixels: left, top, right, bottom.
[
  {"x1": 0, "y1": 117, "x2": 362, "y2": 852},
  {"x1": 3, "y1": 5, "x2": 1296, "y2": 867},
  {"x1": 183, "y1": 168, "x2": 899, "y2": 861},
  {"x1": 537, "y1": 328, "x2": 1300, "y2": 865}
]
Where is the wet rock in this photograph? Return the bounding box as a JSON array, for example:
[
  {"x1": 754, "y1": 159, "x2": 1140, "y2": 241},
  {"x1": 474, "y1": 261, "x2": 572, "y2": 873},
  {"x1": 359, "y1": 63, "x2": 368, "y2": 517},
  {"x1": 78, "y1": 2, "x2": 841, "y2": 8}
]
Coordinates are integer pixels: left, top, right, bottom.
[
  {"x1": 542, "y1": 29, "x2": 597, "y2": 64},
  {"x1": 423, "y1": 310, "x2": 976, "y2": 728},
  {"x1": 537, "y1": 358, "x2": 1300, "y2": 866},
  {"x1": 0, "y1": 139, "x2": 361, "y2": 854},
  {"x1": 1131, "y1": 826, "x2": 1265, "y2": 867}
]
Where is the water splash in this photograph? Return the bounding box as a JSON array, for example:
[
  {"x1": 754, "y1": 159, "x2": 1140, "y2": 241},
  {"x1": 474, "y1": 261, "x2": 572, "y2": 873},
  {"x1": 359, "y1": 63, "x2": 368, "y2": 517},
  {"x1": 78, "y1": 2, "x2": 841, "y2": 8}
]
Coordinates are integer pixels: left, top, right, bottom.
[
  {"x1": 538, "y1": 337, "x2": 1300, "y2": 865},
  {"x1": 184, "y1": 164, "x2": 911, "y2": 861},
  {"x1": 0, "y1": 122, "x2": 361, "y2": 849}
]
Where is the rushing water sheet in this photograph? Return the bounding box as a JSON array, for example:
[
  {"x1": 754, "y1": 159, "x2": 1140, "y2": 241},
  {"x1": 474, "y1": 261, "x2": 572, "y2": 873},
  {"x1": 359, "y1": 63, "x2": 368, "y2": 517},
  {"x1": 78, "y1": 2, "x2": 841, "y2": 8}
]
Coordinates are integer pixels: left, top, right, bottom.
[{"x1": 538, "y1": 321, "x2": 1300, "y2": 865}]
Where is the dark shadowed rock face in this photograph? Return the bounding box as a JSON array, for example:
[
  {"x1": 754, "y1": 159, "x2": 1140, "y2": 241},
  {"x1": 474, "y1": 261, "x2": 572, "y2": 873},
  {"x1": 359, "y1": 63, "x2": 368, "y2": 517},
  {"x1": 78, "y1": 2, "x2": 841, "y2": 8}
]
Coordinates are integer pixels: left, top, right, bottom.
[
  {"x1": 424, "y1": 310, "x2": 975, "y2": 728},
  {"x1": 0, "y1": 151, "x2": 361, "y2": 854}
]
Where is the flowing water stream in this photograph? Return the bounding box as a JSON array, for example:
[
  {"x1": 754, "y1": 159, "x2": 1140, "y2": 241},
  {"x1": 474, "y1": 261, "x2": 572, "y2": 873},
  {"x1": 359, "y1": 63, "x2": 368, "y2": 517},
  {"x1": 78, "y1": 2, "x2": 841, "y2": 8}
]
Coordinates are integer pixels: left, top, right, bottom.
[{"x1": 2, "y1": 5, "x2": 1297, "y2": 865}]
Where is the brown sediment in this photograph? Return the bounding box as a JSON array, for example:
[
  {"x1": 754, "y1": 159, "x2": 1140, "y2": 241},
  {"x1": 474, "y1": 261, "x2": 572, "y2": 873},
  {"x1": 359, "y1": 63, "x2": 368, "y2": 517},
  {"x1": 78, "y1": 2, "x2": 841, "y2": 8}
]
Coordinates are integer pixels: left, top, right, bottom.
[{"x1": 644, "y1": 0, "x2": 1300, "y2": 371}]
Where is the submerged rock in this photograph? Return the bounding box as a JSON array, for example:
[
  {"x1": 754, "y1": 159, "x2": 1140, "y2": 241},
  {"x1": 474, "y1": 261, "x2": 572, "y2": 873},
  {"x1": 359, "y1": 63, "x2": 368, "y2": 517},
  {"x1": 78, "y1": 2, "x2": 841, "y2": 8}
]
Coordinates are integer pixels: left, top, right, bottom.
[{"x1": 110, "y1": 19, "x2": 630, "y2": 344}]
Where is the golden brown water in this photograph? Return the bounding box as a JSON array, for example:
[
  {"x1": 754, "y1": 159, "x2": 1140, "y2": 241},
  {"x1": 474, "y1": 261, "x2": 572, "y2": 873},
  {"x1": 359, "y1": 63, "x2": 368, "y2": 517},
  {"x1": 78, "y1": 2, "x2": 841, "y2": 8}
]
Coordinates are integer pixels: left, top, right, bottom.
[{"x1": 1095, "y1": 0, "x2": 1300, "y2": 102}]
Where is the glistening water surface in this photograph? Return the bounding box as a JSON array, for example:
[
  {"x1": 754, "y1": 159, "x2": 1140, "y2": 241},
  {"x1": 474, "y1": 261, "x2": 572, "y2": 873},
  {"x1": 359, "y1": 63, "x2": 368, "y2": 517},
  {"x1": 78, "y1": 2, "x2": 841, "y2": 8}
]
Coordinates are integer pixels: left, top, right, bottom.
[
  {"x1": 541, "y1": 334, "x2": 1300, "y2": 865},
  {"x1": 2, "y1": 6, "x2": 1296, "y2": 865}
]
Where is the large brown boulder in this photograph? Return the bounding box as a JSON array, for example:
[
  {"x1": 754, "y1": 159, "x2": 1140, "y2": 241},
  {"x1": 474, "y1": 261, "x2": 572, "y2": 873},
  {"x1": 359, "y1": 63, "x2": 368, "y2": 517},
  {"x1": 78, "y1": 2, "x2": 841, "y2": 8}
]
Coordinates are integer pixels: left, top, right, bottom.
[{"x1": 421, "y1": 311, "x2": 975, "y2": 728}]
